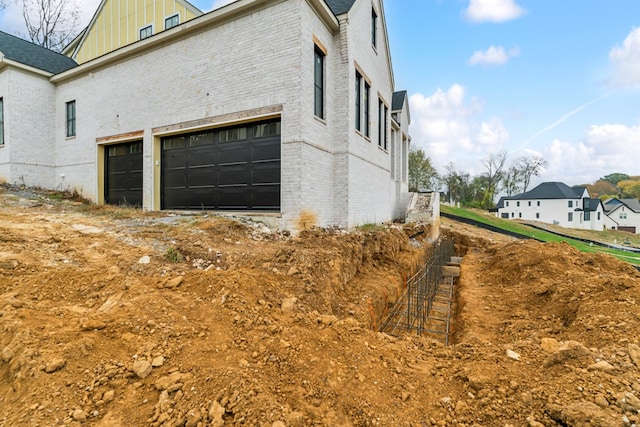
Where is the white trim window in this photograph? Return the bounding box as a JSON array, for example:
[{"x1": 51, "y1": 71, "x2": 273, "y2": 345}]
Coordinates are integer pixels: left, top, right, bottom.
[
  {"x1": 139, "y1": 24, "x2": 153, "y2": 40},
  {"x1": 165, "y1": 14, "x2": 179, "y2": 30}
]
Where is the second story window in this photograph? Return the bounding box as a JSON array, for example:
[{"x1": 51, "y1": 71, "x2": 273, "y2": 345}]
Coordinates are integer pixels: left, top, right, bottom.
[
  {"x1": 378, "y1": 98, "x2": 388, "y2": 149},
  {"x1": 355, "y1": 71, "x2": 362, "y2": 131},
  {"x1": 371, "y1": 8, "x2": 377, "y2": 48},
  {"x1": 140, "y1": 25, "x2": 152, "y2": 40},
  {"x1": 314, "y1": 46, "x2": 325, "y2": 119},
  {"x1": 66, "y1": 100, "x2": 76, "y2": 137},
  {"x1": 0, "y1": 97, "x2": 4, "y2": 146},
  {"x1": 165, "y1": 14, "x2": 179, "y2": 30},
  {"x1": 363, "y1": 81, "x2": 370, "y2": 137}
]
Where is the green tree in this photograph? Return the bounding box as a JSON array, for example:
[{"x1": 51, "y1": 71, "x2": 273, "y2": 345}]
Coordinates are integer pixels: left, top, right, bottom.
[
  {"x1": 408, "y1": 148, "x2": 438, "y2": 192},
  {"x1": 480, "y1": 151, "x2": 507, "y2": 209},
  {"x1": 502, "y1": 166, "x2": 521, "y2": 197},
  {"x1": 602, "y1": 173, "x2": 630, "y2": 186}
]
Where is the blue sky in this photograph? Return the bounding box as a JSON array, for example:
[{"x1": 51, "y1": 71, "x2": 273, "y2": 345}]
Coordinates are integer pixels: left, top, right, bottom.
[{"x1": 2, "y1": 0, "x2": 639, "y2": 187}]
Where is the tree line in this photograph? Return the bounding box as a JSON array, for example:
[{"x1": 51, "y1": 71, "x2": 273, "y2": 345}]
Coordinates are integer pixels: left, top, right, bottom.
[{"x1": 409, "y1": 148, "x2": 640, "y2": 209}]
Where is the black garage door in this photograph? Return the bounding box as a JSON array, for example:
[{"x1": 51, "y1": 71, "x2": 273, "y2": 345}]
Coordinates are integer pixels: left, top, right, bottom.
[
  {"x1": 619, "y1": 226, "x2": 637, "y2": 234},
  {"x1": 105, "y1": 141, "x2": 143, "y2": 206},
  {"x1": 161, "y1": 120, "x2": 280, "y2": 211}
]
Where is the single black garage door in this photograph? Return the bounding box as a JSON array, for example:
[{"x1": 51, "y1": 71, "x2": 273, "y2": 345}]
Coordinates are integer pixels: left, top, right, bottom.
[
  {"x1": 619, "y1": 226, "x2": 637, "y2": 234},
  {"x1": 105, "y1": 141, "x2": 143, "y2": 206},
  {"x1": 161, "y1": 119, "x2": 280, "y2": 211}
]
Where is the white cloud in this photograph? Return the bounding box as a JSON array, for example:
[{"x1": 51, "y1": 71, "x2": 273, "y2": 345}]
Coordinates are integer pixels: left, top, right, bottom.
[
  {"x1": 464, "y1": 0, "x2": 526, "y2": 23},
  {"x1": 468, "y1": 45, "x2": 519, "y2": 66},
  {"x1": 477, "y1": 117, "x2": 509, "y2": 144},
  {"x1": 541, "y1": 124, "x2": 640, "y2": 184},
  {"x1": 409, "y1": 85, "x2": 509, "y2": 176},
  {"x1": 608, "y1": 27, "x2": 640, "y2": 88}
]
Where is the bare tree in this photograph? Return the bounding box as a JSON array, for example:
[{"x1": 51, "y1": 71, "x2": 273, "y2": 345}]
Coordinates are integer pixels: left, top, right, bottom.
[
  {"x1": 502, "y1": 165, "x2": 521, "y2": 197},
  {"x1": 481, "y1": 151, "x2": 507, "y2": 209},
  {"x1": 22, "y1": 0, "x2": 79, "y2": 52},
  {"x1": 518, "y1": 155, "x2": 548, "y2": 193}
]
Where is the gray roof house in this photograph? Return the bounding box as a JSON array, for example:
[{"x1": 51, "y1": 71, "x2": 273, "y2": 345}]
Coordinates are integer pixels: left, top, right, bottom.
[
  {"x1": 603, "y1": 198, "x2": 640, "y2": 234},
  {"x1": 495, "y1": 182, "x2": 605, "y2": 231},
  {"x1": 0, "y1": 0, "x2": 412, "y2": 231}
]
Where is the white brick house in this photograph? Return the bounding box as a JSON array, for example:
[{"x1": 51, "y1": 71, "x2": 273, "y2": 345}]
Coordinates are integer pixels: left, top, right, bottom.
[
  {"x1": 603, "y1": 198, "x2": 640, "y2": 234},
  {"x1": 495, "y1": 182, "x2": 605, "y2": 231},
  {"x1": 0, "y1": 0, "x2": 410, "y2": 230}
]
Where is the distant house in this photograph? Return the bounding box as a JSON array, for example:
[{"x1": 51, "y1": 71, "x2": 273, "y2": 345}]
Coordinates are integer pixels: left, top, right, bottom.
[
  {"x1": 0, "y1": 0, "x2": 411, "y2": 230},
  {"x1": 495, "y1": 182, "x2": 605, "y2": 231},
  {"x1": 603, "y1": 198, "x2": 640, "y2": 234}
]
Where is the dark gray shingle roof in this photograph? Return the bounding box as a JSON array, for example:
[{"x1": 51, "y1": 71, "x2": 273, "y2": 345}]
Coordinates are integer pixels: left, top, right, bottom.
[
  {"x1": 605, "y1": 198, "x2": 640, "y2": 213},
  {"x1": 392, "y1": 91, "x2": 407, "y2": 111},
  {"x1": 0, "y1": 31, "x2": 77, "y2": 74},
  {"x1": 510, "y1": 182, "x2": 582, "y2": 200},
  {"x1": 324, "y1": 0, "x2": 357, "y2": 15}
]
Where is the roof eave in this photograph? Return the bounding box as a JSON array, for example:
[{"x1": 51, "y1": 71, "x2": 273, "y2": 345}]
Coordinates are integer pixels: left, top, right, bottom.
[
  {"x1": 53, "y1": 0, "x2": 339, "y2": 83},
  {"x1": 0, "y1": 56, "x2": 54, "y2": 78}
]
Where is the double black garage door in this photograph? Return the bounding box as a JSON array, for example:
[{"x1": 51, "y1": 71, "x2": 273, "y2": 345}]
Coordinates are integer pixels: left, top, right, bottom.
[
  {"x1": 161, "y1": 119, "x2": 281, "y2": 211},
  {"x1": 104, "y1": 120, "x2": 281, "y2": 211}
]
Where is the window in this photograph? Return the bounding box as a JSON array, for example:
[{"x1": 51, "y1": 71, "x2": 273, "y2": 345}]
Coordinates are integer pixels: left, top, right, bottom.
[
  {"x1": 568, "y1": 200, "x2": 573, "y2": 208},
  {"x1": 314, "y1": 46, "x2": 325, "y2": 119},
  {"x1": 371, "y1": 8, "x2": 377, "y2": 48},
  {"x1": 597, "y1": 212, "x2": 601, "y2": 220},
  {"x1": 506, "y1": 201, "x2": 509, "y2": 207},
  {"x1": 0, "y1": 97, "x2": 3, "y2": 146},
  {"x1": 516, "y1": 201, "x2": 520, "y2": 207},
  {"x1": 165, "y1": 14, "x2": 179, "y2": 29},
  {"x1": 66, "y1": 100, "x2": 76, "y2": 137},
  {"x1": 254, "y1": 121, "x2": 281, "y2": 138},
  {"x1": 511, "y1": 212, "x2": 514, "y2": 218},
  {"x1": 584, "y1": 211, "x2": 590, "y2": 221},
  {"x1": 620, "y1": 212, "x2": 628, "y2": 219},
  {"x1": 537, "y1": 201, "x2": 540, "y2": 206},
  {"x1": 140, "y1": 25, "x2": 152, "y2": 40},
  {"x1": 219, "y1": 127, "x2": 247, "y2": 142},
  {"x1": 364, "y1": 82, "x2": 370, "y2": 137},
  {"x1": 536, "y1": 213, "x2": 540, "y2": 219},
  {"x1": 355, "y1": 71, "x2": 362, "y2": 131},
  {"x1": 378, "y1": 99, "x2": 388, "y2": 149},
  {"x1": 568, "y1": 212, "x2": 573, "y2": 222},
  {"x1": 518, "y1": 212, "x2": 522, "y2": 218},
  {"x1": 528, "y1": 201, "x2": 531, "y2": 206},
  {"x1": 501, "y1": 213, "x2": 509, "y2": 219}
]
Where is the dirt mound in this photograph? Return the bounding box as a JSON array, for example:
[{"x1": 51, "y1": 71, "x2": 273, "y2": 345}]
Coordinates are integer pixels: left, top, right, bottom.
[{"x1": 1, "y1": 186, "x2": 640, "y2": 427}]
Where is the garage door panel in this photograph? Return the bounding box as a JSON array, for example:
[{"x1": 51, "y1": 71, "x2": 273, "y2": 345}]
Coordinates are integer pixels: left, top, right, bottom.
[
  {"x1": 105, "y1": 141, "x2": 143, "y2": 207},
  {"x1": 162, "y1": 120, "x2": 280, "y2": 211}
]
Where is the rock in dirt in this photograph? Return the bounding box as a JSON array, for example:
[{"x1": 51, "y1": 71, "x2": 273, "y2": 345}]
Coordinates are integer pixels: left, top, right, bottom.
[
  {"x1": 540, "y1": 337, "x2": 560, "y2": 353},
  {"x1": 138, "y1": 255, "x2": 151, "y2": 264},
  {"x1": 546, "y1": 402, "x2": 616, "y2": 425},
  {"x1": 281, "y1": 297, "x2": 298, "y2": 313},
  {"x1": 44, "y1": 358, "x2": 66, "y2": 373},
  {"x1": 132, "y1": 360, "x2": 152, "y2": 379},
  {"x1": 588, "y1": 360, "x2": 615, "y2": 373},
  {"x1": 208, "y1": 401, "x2": 225, "y2": 427},
  {"x1": 544, "y1": 340, "x2": 591, "y2": 367},
  {"x1": 163, "y1": 276, "x2": 184, "y2": 289},
  {"x1": 618, "y1": 392, "x2": 640, "y2": 413},
  {"x1": 72, "y1": 408, "x2": 88, "y2": 422},
  {"x1": 185, "y1": 409, "x2": 201, "y2": 427},
  {"x1": 151, "y1": 356, "x2": 165, "y2": 367},
  {"x1": 80, "y1": 318, "x2": 107, "y2": 330},
  {"x1": 506, "y1": 349, "x2": 521, "y2": 360},
  {"x1": 629, "y1": 344, "x2": 640, "y2": 367}
]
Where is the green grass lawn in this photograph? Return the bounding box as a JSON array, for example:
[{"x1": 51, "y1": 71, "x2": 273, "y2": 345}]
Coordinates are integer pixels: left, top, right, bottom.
[{"x1": 441, "y1": 204, "x2": 640, "y2": 267}]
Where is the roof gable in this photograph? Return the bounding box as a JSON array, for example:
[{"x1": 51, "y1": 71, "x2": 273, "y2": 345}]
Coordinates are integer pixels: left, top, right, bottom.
[
  {"x1": 65, "y1": 0, "x2": 202, "y2": 63},
  {"x1": 0, "y1": 31, "x2": 77, "y2": 74}
]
